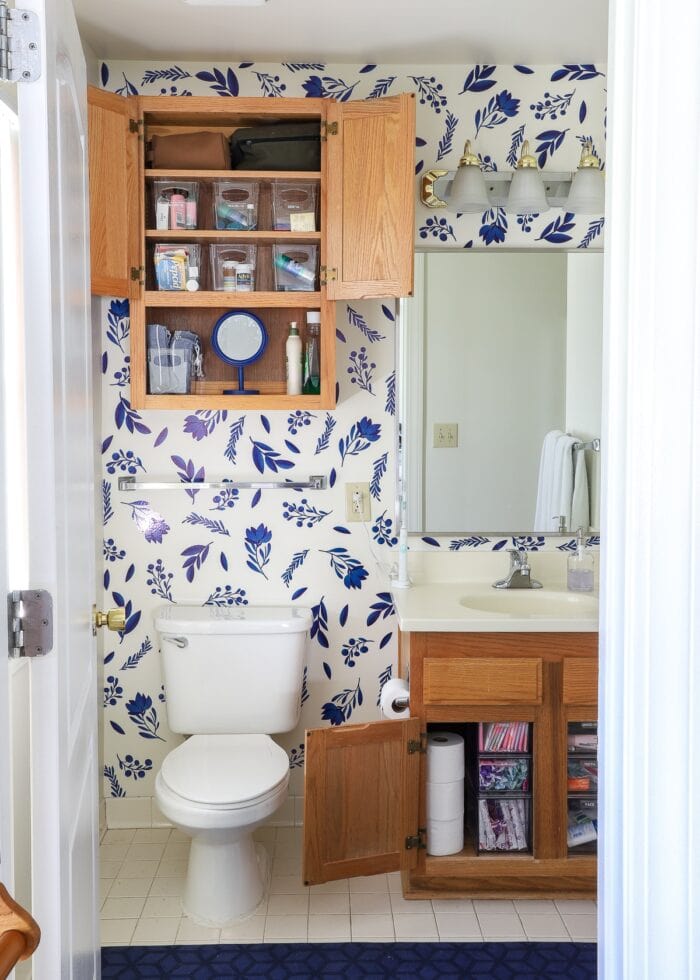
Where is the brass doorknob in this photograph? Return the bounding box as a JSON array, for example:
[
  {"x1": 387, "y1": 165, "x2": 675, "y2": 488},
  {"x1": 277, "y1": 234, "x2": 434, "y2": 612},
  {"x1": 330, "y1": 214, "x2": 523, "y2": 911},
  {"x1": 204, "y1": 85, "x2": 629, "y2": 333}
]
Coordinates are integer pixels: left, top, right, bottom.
[{"x1": 92, "y1": 605, "x2": 126, "y2": 635}]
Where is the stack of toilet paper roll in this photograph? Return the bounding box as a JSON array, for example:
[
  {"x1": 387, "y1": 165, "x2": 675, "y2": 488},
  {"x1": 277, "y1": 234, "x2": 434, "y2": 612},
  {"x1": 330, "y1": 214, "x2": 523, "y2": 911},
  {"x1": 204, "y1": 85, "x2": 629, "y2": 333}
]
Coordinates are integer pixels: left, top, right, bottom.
[{"x1": 426, "y1": 732, "x2": 465, "y2": 856}]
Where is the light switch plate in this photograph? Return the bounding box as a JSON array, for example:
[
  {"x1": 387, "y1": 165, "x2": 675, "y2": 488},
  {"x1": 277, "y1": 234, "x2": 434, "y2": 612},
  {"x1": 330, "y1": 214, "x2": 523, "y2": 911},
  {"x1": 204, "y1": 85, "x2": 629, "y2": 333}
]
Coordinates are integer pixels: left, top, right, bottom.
[
  {"x1": 345, "y1": 482, "x2": 371, "y2": 522},
  {"x1": 433, "y1": 423, "x2": 458, "y2": 448}
]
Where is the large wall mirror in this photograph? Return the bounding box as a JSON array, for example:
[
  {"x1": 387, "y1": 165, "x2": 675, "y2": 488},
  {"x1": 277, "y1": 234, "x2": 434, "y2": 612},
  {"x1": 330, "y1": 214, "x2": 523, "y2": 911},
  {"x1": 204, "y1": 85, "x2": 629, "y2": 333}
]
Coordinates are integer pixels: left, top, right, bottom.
[{"x1": 399, "y1": 251, "x2": 603, "y2": 535}]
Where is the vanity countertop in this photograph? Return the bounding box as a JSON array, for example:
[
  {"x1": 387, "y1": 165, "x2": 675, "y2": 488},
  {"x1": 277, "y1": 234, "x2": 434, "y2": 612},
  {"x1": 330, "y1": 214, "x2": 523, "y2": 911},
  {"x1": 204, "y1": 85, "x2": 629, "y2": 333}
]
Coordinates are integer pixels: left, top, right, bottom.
[{"x1": 385, "y1": 551, "x2": 599, "y2": 633}]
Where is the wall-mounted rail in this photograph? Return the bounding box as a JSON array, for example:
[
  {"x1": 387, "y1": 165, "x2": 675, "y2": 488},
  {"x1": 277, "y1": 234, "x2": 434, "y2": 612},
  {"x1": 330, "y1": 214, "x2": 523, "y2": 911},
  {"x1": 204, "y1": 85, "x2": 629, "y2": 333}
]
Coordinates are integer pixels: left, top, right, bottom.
[{"x1": 118, "y1": 475, "x2": 327, "y2": 492}]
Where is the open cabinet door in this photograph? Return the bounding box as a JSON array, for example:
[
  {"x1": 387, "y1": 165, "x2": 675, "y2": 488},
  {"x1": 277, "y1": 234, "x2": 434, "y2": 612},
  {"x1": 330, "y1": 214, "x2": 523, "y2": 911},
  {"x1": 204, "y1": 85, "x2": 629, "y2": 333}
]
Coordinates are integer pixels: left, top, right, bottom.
[
  {"x1": 325, "y1": 94, "x2": 415, "y2": 300},
  {"x1": 303, "y1": 718, "x2": 421, "y2": 885},
  {"x1": 87, "y1": 86, "x2": 140, "y2": 297}
]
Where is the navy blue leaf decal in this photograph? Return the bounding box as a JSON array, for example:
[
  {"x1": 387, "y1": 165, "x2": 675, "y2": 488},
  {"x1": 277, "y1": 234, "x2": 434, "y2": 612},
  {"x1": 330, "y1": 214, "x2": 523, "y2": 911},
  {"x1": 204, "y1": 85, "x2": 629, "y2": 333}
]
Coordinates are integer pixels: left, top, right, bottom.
[
  {"x1": 339, "y1": 604, "x2": 349, "y2": 627},
  {"x1": 347, "y1": 306, "x2": 385, "y2": 343},
  {"x1": 370, "y1": 452, "x2": 388, "y2": 500},
  {"x1": 336, "y1": 328, "x2": 346, "y2": 342},
  {"x1": 291, "y1": 587, "x2": 307, "y2": 600},
  {"x1": 100, "y1": 62, "x2": 109, "y2": 86},
  {"x1": 109, "y1": 721, "x2": 125, "y2": 735},
  {"x1": 182, "y1": 513, "x2": 230, "y2": 536},
  {"x1": 493, "y1": 538, "x2": 509, "y2": 551},
  {"x1": 282, "y1": 549, "x2": 309, "y2": 587},
  {"x1": 181, "y1": 542, "x2": 212, "y2": 583},
  {"x1": 310, "y1": 596, "x2": 329, "y2": 648},
  {"x1": 415, "y1": 137, "x2": 427, "y2": 147},
  {"x1": 359, "y1": 64, "x2": 376, "y2": 73},
  {"x1": 366, "y1": 593, "x2": 396, "y2": 627},
  {"x1": 260, "y1": 414, "x2": 271, "y2": 434},
  {"x1": 551, "y1": 64, "x2": 604, "y2": 82},
  {"x1": 334, "y1": 526, "x2": 351, "y2": 535},
  {"x1": 460, "y1": 64, "x2": 497, "y2": 94},
  {"x1": 239, "y1": 62, "x2": 254, "y2": 68},
  {"x1": 112, "y1": 591, "x2": 125, "y2": 607},
  {"x1": 102, "y1": 436, "x2": 114, "y2": 454},
  {"x1": 125, "y1": 563, "x2": 135, "y2": 583},
  {"x1": 103, "y1": 569, "x2": 110, "y2": 590},
  {"x1": 422, "y1": 536, "x2": 441, "y2": 548},
  {"x1": 380, "y1": 632, "x2": 393, "y2": 649},
  {"x1": 101, "y1": 351, "x2": 108, "y2": 374},
  {"x1": 154, "y1": 427, "x2": 168, "y2": 448},
  {"x1": 104, "y1": 651, "x2": 114, "y2": 665},
  {"x1": 250, "y1": 437, "x2": 294, "y2": 474},
  {"x1": 535, "y1": 128, "x2": 569, "y2": 168},
  {"x1": 415, "y1": 160, "x2": 424, "y2": 176},
  {"x1": 514, "y1": 65, "x2": 534, "y2": 74},
  {"x1": 578, "y1": 217, "x2": 604, "y2": 249},
  {"x1": 323, "y1": 662, "x2": 332, "y2": 679},
  {"x1": 366, "y1": 77, "x2": 396, "y2": 100},
  {"x1": 251, "y1": 488, "x2": 262, "y2": 508},
  {"x1": 537, "y1": 211, "x2": 576, "y2": 244},
  {"x1": 579, "y1": 100, "x2": 587, "y2": 123},
  {"x1": 381, "y1": 304, "x2": 395, "y2": 322},
  {"x1": 329, "y1": 468, "x2": 337, "y2": 488},
  {"x1": 284, "y1": 439, "x2": 301, "y2": 455},
  {"x1": 436, "y1": 111, "x2": 458, "y2": 161},
  {"x1": 220, "y1": 551, "x2": 228, "y2": 571},
  {"x1": 195, "y1": 67, "x2": 239, "y2": 96}
]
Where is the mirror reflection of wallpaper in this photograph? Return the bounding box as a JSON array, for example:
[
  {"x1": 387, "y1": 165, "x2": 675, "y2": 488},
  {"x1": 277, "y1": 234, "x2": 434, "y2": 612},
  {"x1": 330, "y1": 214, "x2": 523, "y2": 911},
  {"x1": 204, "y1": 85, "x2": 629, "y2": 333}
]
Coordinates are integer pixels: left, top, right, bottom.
[{"x1": 98, "y1": 60, "x2": 606, "y2": 817}]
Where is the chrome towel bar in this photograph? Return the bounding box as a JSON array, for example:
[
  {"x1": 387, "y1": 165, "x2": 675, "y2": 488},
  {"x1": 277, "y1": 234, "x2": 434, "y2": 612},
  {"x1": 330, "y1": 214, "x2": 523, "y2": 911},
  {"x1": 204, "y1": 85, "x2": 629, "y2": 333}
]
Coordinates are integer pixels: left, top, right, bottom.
[
  {"x1": 118, "y1": 475, "x2": 327, "y2": 492},
  {"x1": 572, "y1": 438, "x2": 601, "y2": 452}
]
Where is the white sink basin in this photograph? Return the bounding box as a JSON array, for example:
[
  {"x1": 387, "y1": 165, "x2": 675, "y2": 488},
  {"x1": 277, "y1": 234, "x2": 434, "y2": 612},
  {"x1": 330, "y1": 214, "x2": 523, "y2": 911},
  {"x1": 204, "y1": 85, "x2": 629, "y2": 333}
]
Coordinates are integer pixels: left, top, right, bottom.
[{"x1": 459, "y1": 590, "x2": 598, "y2": 619}]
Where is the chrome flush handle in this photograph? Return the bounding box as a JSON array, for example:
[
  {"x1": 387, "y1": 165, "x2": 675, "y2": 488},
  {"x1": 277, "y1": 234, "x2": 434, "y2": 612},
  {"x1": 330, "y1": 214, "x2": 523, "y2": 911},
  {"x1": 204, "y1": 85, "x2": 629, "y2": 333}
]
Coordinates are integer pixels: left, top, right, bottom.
[{"x1": 162, "y1": 635, "x2": 188, "y2": 648}]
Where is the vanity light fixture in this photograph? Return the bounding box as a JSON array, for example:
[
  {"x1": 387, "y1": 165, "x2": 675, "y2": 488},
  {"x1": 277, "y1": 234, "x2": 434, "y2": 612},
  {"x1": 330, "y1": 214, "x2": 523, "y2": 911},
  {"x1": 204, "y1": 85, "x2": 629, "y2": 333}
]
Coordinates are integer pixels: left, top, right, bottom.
[
  {"x1": 565, "y1": 140, "x2": 605, "y2": 214},
  {"x1": 420, "y1": 139, "x2": 604, "y2": 216},
  {"x1": 506, "y1": 140, "x2": 550, "y2": 215},
  {"x1": 447, "y1": 140, "x2": 490, "y2": 213}
]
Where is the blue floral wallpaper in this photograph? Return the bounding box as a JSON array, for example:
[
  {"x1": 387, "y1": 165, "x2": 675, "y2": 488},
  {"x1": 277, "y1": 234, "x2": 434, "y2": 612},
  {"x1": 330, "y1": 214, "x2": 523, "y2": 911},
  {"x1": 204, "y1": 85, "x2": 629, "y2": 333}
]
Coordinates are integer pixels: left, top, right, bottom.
[{"x1": 98, "y1": 61, "x2": 606, "y2": 810}]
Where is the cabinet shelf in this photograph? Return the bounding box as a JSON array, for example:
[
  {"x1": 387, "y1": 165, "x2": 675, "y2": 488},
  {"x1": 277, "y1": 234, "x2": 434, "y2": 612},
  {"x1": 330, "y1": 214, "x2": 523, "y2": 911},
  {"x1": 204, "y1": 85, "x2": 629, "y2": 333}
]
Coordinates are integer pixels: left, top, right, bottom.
[
  {"x1": 145, "y1": 290, "x2": 322, "y2": 308},
  {"x1": 145, "y1": 230, "x2": 322, "y2": 244},
  {"x1": 144, "y1": 168, "x2": 322, "y2": 181}
]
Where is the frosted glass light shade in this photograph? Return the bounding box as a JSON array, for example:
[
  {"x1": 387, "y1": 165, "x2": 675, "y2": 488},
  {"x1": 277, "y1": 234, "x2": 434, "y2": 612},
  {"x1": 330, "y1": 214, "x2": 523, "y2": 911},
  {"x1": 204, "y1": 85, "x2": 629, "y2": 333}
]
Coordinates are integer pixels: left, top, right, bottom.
[
  {"x1": 507, "y1": 167, "x2": 549, "y2": 215},
  {"x1": 566, "y1": 166, "x2": 605, "y2": 213},
  {"x1": 449, "y1": 164, "x2": 490, "y2": 213}
]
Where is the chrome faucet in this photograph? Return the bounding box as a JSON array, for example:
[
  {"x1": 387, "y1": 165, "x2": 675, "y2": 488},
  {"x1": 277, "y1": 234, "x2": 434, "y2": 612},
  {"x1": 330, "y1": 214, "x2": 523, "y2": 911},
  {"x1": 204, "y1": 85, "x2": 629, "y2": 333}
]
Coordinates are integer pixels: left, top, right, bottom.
[{"x1": 492, "y1": 549, "x2": 543, "y2": 590}]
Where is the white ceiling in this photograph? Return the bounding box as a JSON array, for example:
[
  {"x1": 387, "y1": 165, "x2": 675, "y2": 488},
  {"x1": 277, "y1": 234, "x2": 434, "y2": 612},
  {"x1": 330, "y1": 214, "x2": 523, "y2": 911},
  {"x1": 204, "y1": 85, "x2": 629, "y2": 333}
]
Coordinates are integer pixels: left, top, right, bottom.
[{"x1": 74, "y1": 0, "x2": 609, "y2": 65}]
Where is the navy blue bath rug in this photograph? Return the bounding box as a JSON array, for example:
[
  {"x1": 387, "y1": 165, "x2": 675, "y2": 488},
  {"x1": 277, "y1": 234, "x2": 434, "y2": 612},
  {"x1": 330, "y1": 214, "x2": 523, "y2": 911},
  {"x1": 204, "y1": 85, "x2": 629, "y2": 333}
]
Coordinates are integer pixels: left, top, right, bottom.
[{"x1": 101, "y1": 941, "x2": 596, "y2": 979}]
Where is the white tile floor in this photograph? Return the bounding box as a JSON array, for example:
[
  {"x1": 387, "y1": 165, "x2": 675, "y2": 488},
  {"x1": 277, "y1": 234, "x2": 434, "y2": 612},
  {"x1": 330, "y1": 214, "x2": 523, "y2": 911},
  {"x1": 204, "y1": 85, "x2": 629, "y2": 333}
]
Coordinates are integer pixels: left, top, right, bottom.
[{"x1": 100, "y1": 826, "x2": 597, "y2": 946}]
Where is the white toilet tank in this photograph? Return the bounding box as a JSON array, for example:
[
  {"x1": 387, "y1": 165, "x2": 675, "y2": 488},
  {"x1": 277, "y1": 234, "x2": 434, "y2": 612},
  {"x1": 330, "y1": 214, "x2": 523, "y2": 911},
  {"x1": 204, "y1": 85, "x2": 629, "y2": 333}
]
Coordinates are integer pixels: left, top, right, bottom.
[{"x1": 154, "y1": 605, "x2": 311, "y2": 735}]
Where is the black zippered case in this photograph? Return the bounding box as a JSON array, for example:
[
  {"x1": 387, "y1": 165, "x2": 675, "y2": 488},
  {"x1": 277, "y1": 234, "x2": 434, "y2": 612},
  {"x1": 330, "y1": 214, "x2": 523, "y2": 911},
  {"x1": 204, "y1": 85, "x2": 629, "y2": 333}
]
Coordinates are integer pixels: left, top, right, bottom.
[{"x1": 230, "y1": 123, "x2": 321, "y2": 171}]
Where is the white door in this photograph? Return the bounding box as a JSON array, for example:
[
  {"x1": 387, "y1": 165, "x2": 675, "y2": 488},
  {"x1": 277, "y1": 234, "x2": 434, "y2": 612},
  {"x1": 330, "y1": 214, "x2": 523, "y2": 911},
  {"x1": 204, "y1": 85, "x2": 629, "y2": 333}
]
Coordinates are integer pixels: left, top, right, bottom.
[{"x1": 13, "y1": 0, "x2": 99, "y2": 974}]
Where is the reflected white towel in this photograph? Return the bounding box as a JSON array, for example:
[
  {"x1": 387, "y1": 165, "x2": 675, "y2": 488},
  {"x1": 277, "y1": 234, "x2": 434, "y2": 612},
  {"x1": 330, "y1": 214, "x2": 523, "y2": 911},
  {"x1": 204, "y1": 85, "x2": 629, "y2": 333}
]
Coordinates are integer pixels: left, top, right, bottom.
[
  {"x1": 534, "y1": 429, "x2": 564, "y2": 531},
  {"x1": 570, "y1": 448, "x2": 590, "y2": 532},
  {"x1": 554, "y1": 435, "x2": 578, "y2": 530}
]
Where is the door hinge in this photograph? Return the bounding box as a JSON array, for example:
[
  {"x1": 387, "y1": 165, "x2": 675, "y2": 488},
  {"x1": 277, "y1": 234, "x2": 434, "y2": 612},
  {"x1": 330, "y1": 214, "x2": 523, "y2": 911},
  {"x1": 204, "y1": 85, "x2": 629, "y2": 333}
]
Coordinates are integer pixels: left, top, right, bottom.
[
  {"x1": 8, "y1": 590, "x2": 53, "y2": 658},
  {"x1": 405, "y1": 829, "x2": 427, "y2": 850},
  {"x1": 320, "y1": 265, "x2": 337, "y2": 286},
  {"x1": 130, "y1": 265, "x2": 144, "y2": 283},
  {"x1": 407, "y1": 732, "x2": 428, "y2": 755},
  {"x1": 129, "y1": 118, "x2": 144, "y2": 140},
  {"x1": 321, "y1": 121, "x2": 338, "y2": 140},
  {"x1": 0, "y1": 2, "x2": 40, "y2": 83}
]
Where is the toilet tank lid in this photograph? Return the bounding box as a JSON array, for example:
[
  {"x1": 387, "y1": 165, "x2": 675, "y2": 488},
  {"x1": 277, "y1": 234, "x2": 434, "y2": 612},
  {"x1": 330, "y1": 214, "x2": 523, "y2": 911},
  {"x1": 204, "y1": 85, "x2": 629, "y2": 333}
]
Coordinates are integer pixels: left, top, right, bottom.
[{"x1": 154, "y1": 604, "x2": 312, "y2": 635}]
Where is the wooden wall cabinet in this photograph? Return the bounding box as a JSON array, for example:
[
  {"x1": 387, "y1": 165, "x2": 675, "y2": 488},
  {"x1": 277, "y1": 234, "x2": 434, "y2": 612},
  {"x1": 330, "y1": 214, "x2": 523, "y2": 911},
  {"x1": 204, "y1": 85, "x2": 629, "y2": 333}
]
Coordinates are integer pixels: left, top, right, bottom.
[
  {"x1": 87, "y1": 89, "x2": 415, "y2": 410},
  {"x1": 303, "y1": 631, "x2": 598, "y2": 900}
]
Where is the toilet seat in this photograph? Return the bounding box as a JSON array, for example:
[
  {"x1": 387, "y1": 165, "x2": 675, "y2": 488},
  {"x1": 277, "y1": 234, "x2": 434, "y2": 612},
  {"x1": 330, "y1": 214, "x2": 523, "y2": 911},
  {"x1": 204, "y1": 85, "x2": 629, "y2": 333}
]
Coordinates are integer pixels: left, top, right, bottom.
[{"x1": 160, "y1": 734, "x2": 289, "y2": 808}]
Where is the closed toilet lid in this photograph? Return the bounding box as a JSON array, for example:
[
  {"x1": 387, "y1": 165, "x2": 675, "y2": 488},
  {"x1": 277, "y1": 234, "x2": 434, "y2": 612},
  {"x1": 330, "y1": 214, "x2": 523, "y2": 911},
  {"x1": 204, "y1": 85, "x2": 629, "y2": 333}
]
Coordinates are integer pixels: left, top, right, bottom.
[{"x1": 161, "y1": 734, "x2": 289, "y2": 806}]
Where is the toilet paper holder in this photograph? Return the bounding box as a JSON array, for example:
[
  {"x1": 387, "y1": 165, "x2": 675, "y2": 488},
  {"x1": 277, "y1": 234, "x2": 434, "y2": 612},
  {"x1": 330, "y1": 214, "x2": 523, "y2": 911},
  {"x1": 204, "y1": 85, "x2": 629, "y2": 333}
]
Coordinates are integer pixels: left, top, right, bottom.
[{"x1": 392, "y1": 695, "x2": 410, "y2": 712}]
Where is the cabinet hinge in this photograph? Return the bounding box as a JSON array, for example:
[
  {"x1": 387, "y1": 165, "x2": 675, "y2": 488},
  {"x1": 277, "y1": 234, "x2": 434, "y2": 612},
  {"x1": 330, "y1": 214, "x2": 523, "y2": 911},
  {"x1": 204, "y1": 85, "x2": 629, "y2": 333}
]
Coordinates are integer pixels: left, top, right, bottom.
[
  {"x1": 129, "y1": 118, "x2": 144, "y2": 141},
  {"x1": 7, "y1": 590, "x2": 53, "y2": 659},
  {"x1": 321, "y1": 121, "x2": 338, "y2": 140},
  {"x1": 320, "y1": 265, "x2": 337, "y2": 285},
  {"x1": 130, "y1": 265, "x2": 144, "y2": 283},
  {"x1": 0, "y1": 2, "x2": 40, "y2": 83},
  {"x1": 405, "y1": 829, "x2": 427, "y2": 850},
  {"x1": 407, "y1": 732, "x2": 428, "y2": 755}
]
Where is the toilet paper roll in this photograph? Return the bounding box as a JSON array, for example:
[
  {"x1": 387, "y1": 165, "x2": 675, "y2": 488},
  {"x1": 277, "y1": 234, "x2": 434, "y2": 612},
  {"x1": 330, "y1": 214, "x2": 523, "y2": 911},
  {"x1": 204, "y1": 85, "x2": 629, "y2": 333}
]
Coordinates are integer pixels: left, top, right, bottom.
[
  {"x1": 379, "y1": 678, "x2": 410, "y2": 719},
  {"x1": 426, "y1": 732, "x2": 465, "y2": 783},
  {"x1": 426, "y1": 815, "x2": 465, "y2": 856},
  {"x1": 426, "y1": 778, "x2": 465, "y2": 822}
]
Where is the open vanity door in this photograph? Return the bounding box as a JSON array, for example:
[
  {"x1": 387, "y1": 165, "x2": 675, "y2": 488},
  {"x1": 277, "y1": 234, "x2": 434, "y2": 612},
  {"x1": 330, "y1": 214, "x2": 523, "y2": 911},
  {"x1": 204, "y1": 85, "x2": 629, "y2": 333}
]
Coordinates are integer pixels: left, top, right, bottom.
[
  {"x1": 325, "y1": 94, "x2": 415, "y2": 300},
  {"x1": 87, "y1": 86, "x2": 140, "y2": 297},
  {"x1": 303, "y1": 718, "x2": 421, "y2": 885}
]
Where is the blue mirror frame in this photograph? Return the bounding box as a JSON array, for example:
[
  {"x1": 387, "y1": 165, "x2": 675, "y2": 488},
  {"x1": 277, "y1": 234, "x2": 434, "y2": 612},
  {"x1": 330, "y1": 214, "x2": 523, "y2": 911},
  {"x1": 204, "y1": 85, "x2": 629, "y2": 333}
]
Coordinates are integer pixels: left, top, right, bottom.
[{"x1": 211, "y1": 310, "x2": 268, "y2": 395}]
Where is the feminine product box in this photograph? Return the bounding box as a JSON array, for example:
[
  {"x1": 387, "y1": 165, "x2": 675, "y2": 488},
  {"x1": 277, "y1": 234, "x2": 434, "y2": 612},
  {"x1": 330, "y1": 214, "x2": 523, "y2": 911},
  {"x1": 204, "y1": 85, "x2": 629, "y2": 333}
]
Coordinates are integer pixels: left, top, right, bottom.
[
  {"x1": 273, "y1": 245, "x2": 318, "y2": 291},
  {"x1": 272, "y1": 181, "x2": 318, "y2": 231},
  {"x1": 212, "y1": 180, "x2": 259, "y2": 230},
  {"x1": 154, "y1": 243, "x2": 201, "y2": 291},
  {"x1": 153, "y1": 181, "x2": 199, "y2": 230}
]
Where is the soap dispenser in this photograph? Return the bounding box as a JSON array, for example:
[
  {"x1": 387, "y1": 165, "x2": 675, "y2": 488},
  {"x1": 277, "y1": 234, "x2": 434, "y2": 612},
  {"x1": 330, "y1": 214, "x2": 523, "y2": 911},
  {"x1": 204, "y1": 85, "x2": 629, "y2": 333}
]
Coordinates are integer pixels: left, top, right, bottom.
[{"x1": 567, "y1": 527, "x2": 595, "y2": 592}]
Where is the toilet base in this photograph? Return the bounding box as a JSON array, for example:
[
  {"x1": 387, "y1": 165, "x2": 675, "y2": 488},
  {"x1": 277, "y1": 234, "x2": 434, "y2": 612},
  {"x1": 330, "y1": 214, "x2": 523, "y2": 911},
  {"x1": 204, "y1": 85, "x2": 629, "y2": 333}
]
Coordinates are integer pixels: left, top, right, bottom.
[{"x1": 183, "y1": 833, "x2": 269, "y2": 926}]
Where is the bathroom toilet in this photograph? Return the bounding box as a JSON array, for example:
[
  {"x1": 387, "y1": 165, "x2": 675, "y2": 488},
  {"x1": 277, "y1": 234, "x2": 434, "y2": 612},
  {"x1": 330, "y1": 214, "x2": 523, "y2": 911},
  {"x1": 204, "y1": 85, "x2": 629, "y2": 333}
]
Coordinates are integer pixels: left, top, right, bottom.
[{"x1": 153, "y1": 604, "x2": 311, "y2": 926}]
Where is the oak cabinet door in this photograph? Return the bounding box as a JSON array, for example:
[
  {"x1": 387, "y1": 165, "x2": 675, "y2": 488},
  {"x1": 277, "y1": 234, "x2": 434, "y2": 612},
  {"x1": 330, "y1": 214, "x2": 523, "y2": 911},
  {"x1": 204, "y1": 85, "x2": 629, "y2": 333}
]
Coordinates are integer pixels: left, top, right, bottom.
[
  {"x1": 303, "y1": 718, "x2": 420, "y2": 885},
  {"x1": 87, "y1": 86, "x2": 140, "y2": 297},
  {"x1": 325, "y1": 94, "x2": 415, "y2": 300}
]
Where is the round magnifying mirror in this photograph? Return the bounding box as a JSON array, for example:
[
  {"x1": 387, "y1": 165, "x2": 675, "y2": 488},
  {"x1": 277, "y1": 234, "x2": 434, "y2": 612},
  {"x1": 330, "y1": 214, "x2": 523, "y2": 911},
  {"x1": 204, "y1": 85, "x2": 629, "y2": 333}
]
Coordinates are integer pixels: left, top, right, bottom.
[{"x1": 211, "y1": 311, "x2": 268, "y2": 395}]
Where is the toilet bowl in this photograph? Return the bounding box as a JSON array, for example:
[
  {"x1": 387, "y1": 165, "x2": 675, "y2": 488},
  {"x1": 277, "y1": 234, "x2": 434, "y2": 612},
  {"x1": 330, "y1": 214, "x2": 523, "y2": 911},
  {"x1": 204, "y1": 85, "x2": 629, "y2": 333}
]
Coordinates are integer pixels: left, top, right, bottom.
[
  {"x1": 155, "y1": 733, "x2": 290, "y2": 924},
  {"x1": 153, "y1": 604, "x2": 311, "y2": 926}
]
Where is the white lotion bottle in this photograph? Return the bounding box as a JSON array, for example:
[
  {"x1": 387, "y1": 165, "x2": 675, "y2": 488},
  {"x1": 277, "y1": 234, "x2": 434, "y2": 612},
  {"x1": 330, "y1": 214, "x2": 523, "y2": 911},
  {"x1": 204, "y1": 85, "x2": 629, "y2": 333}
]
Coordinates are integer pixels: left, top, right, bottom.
[{"x1": 286, "y1": 321, "x2": 303, "y2": 395}]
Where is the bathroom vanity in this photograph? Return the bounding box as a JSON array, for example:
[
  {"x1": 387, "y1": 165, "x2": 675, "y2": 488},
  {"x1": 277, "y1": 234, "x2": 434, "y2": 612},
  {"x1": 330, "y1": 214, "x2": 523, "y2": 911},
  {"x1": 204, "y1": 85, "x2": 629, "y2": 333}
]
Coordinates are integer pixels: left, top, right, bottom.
[{"x1": 303, "y1": 553, "x2": 598, "y2": 900}]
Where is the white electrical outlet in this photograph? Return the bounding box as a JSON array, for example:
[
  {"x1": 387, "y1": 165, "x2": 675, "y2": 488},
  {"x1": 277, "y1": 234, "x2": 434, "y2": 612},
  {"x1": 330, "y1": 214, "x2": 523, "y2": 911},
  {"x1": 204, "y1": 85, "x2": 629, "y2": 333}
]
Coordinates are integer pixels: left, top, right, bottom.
[
  {"x1": 345, "y1": 482, "x2": 371, "y2": 522},
  {"x1": 433, "y1": 423, "x2": 458, "y2": 448}
]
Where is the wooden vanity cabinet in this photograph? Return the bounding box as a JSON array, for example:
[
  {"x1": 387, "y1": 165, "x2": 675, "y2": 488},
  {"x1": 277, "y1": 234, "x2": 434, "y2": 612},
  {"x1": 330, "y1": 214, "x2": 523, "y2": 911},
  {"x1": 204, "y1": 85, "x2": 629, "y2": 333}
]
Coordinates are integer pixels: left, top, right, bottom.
[
  {"x1": 87, "y1": 88, "x2": 415, "y2": 410},
  {"x1": 303, "y1": 631, "x2": 598, "y2": 900}
]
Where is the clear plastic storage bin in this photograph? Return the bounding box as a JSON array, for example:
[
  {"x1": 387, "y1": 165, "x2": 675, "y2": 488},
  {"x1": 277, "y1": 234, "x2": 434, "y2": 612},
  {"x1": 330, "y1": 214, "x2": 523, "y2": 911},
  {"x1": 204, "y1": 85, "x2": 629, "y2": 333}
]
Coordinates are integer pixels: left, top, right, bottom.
[
  {"x1": 272, "y1": 181, "x2": 318, "y2": 231},
  {"x1": 477, "y1": 796, "x2": 531, "y2": 852},
  {"x1": 153, "y1": 181, "x2": 199, "y2": 230},
  {"x1": 567, "y1": 797, "x2": 598, "y2": 850},
  {"x1": 273, "y1": 245, "x2": 318, "y2": 291},
  {"x1": 147, "y1": 349, "x2": 191, "y2": 394},
  {"x1": 209, "y1": 244, "x2": 257, "y2": 291},
  {"x1": 212, "y1": 180, "x2": 259, "y2": 230},
  {"x1": 478, "y1": 758, "x2": 530, "y2": 794},
  {"x1": 153, "y1": 244, "x2": 201, "y2": 291}
]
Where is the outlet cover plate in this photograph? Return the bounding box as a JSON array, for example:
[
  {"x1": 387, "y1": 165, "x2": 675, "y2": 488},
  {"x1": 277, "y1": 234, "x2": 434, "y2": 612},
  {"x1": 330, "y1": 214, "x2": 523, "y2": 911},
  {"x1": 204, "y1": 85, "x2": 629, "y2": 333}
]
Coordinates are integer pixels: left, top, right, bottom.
[
  {"x1": 433, "y1": 423, "x2": 458, "y2": 448},
  {"x1": 345, "y1": 482, "x2": 371, "y2": 522}
]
